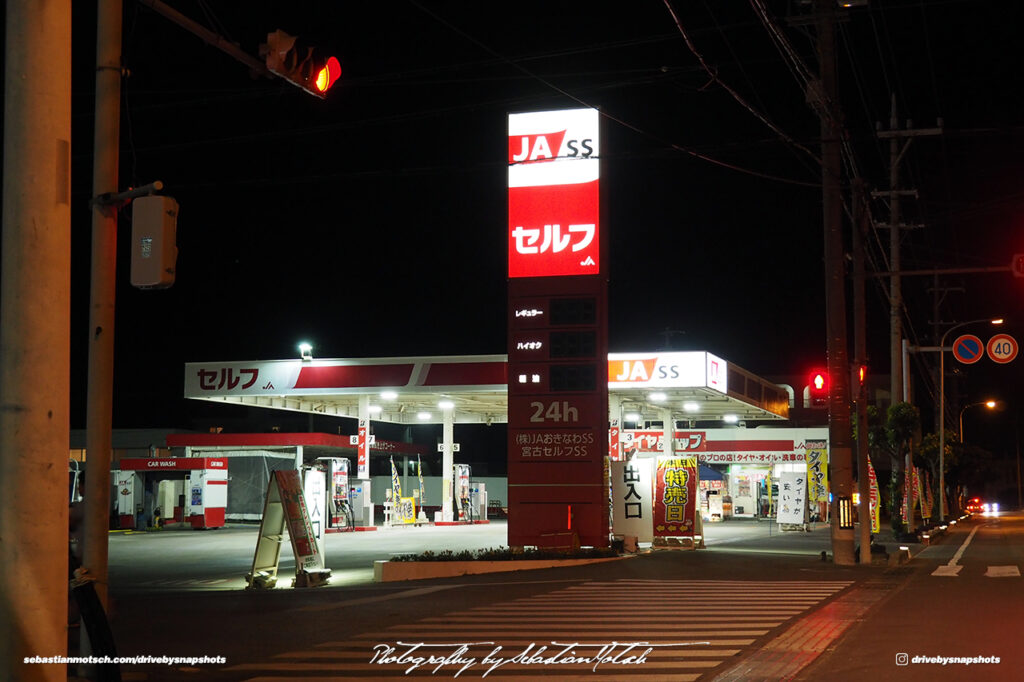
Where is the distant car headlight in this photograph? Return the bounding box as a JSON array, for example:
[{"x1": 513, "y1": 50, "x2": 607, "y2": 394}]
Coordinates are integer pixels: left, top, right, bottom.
[
  {"x1": 992, "y1": 503, "x2": 999, "y2": 512},
  {"x1": 982, "y1": 503, "x2": 991, "y2": 512}
]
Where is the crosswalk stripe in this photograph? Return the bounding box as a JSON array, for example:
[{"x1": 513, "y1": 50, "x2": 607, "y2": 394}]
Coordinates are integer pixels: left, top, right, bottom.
[
  {"x1": 320, "y1": 638, "x2": 761, "y2": 647},
  {"x1": 229, "y1": 661, "x2": 726, "y2": 672},
  {"x1": 278, "y1": 648, "x2": 744, "y2": 660},
  {"x1": 231, "y1": 579, "x2": 851, "y2": 680},
  {"x1": 236, "y1": 671, "x2": 708, "y2": 675}
]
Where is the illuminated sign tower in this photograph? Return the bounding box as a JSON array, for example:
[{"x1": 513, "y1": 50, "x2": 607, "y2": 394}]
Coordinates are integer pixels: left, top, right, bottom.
[{"x1": 506, "y1": 108, "x2": 609, "y2": 548}]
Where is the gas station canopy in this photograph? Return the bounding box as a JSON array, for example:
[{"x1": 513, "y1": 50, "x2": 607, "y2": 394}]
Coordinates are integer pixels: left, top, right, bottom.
[{"x1": 184, "y1": 351, "x2": 789, "y2": 425}]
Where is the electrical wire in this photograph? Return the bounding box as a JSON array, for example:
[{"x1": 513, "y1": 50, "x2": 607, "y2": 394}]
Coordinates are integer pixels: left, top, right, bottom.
[{"x1": 408, "y1": 0, "x2": 820, "y2": 187}]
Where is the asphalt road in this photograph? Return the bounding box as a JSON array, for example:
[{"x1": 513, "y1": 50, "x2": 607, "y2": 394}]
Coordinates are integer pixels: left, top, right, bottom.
[
  {"x1": 68, "y1": 515, "x2": 1024, "y2": 681},
  {"x1": 795, "y1": 510, "x2": 1024, "y2": 682}
]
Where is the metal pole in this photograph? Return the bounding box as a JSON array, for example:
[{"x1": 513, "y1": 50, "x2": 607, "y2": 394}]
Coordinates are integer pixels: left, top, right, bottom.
[
  {"x1": 1, "y1": 2, "x2": 72, "y2": 677},
  {"x1": 1016, "y1": 422, "x2": 1022, "y2": 511},
  {"x1": 82, "y1": 0, "x2": 123, "y2": 616},
  {"x1": 938, "y1": 319, "x2": 1001, "y2": 519}
]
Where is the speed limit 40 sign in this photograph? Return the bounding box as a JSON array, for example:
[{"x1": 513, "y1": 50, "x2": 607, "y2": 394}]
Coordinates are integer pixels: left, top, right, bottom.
[{"x1": 987, "y1": 334, "x2": 1018, "y2": 364}]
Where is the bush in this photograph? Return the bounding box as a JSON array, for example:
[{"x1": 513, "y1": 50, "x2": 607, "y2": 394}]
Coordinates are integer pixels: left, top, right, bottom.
[{"x1": 390, "y1": 546, "x2": 618, "y2": 562}]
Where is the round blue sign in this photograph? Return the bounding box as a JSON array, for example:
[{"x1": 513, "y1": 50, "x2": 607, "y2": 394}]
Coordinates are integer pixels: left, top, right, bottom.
[{"x1": 952, "y1": 334, "x2": 984, "y2": 364}]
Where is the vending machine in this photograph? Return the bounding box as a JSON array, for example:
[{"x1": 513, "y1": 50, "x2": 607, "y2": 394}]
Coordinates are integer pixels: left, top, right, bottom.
[{"x1": 349, "y1": 479, "x2": 373, "y2": 527}]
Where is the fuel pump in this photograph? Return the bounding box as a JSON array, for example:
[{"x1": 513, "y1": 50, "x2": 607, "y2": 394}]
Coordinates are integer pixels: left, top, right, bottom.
[
  {"x1": 455, "y1": 464, "x2": 471, "y2": 522},
  {"x1": 317, "y1": 457, "x2": 353, "y2": 530}
]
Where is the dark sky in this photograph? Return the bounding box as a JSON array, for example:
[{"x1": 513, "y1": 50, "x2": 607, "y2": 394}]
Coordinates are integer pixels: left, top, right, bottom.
[{"x1": 60, "y1": 1, "x2": 1024, "y2": 436}]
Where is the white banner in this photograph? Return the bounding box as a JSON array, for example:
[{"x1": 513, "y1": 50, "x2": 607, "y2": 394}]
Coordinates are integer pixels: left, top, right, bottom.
[
  {"x1": 303, "y1": 469, "x2": 326, "y2": 561},
  {"x1": 611, "y1": 458, "x2": 653, "y2": 542},
  {"x1": 776, "y1": 471, "x2": 807, "y2": 525}
]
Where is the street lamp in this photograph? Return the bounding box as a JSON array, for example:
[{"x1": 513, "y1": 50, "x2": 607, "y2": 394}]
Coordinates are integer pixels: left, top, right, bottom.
[
  {"x1": 959, "y1": 400, "x2": 998, "y2": 443},
  {"x1": 939, "y1": 318, "x2": 1003, "y2": 519}
]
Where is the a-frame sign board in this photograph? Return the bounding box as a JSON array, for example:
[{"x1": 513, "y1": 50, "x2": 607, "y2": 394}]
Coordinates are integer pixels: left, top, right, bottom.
[{"x1": 246, "y1": 469, "x2": 331, "y2": 589}]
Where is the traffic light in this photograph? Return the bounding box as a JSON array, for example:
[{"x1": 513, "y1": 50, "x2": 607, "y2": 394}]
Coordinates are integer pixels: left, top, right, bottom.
[
  {"x1": 1012, "y1": 253, "x2": 1024, "y2": 278},
  {"x1": 130, "y1": 195, "x2": 178, "y2": 289},
  {"x1": 261, "y1": 29, "x2": 341, "y2": 98},
  {"x1": 808, "y1": 370, "x2": 829, "y2": 407}
]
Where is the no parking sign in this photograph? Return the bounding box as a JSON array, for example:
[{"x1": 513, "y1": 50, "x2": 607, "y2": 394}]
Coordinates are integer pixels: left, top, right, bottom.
[
  {"x1": 951, "y1": 334, "x2": 984, "y2": 364},
  {"x1": 986, "y1": 334, "x2": 1019, "y2": 364}
]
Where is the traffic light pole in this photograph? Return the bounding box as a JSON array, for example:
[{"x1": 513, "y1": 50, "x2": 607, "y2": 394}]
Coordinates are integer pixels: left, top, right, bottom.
[
  {"x1": 137, "y1": 0, "x2": 270, "y2": 77},
  {"x1": 814, "y1": 0, "x2": 855, "y2": 565}
]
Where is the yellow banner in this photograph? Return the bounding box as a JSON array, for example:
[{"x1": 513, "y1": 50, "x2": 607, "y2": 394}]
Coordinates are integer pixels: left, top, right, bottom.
[
  {"x1": 867, "y1": 457, "x2": 880, "y2": 534},
  {"x1": 806, "y1": 441, "x2": 829, "y2": 503}
]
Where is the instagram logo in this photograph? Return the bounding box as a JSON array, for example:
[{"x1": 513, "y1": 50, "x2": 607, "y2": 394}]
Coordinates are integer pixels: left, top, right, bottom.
[{"x1": 895, "y1": 653, "x2": 909, "y2": 666}]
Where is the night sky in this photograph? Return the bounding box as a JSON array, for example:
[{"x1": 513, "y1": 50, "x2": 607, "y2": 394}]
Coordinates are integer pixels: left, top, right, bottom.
[{"x1": 60, "y1": 1, "x2": 1024, "y2": 462}]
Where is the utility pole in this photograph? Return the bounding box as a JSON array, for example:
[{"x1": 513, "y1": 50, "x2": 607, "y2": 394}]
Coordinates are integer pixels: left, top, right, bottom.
[
  {"x1": 82, "y1": 0, "x2": 123, "y2": 625},
  {"x1": 852, "y1": 180, "x2": 872, "y2": 565},
  {"x1": 1, "y1": 2, "x2": 72, "y2": 679},
  {"x1": 873, "y1": 100, "x2": 942, "y2": 403},
  {"x1": 813, "y1": 0, "x2": 854, "y2": 565}
]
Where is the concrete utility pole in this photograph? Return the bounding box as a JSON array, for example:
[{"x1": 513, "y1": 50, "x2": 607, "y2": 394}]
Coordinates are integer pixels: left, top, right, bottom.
[
  {"x1": 813, "y1": 0, "x2": 854, "y2": 566},
  {"x1": 873, "y1": 99, "x2": 942, "y2": 403},
  {"x1": 1, "y1": 2, "x2": 72, "y2": 679},
  {"x1": 852, "y1": 180, "x2": 872, "y2": 565},
  {"x1": 81, "y1": 0, "x2": 124, "y2": 620}
]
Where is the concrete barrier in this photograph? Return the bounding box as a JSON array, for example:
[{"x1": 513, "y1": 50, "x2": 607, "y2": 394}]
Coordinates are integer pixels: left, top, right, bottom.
[{"x1": 374, "y1": 556, "x2": 627, "y2": 583}]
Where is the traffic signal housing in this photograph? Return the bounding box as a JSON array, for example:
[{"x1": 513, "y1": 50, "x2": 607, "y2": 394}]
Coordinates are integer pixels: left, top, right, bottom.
[
  {"x1": 808, "y1": 370, "x2": 829, "y2": 407},
  {"x1": 130, "y1": 195, "x2": 178, "y2": 289},
  {"x1": 261, "y1": 29, "x2": 341, "y2": 98},
  {"x1": 1012, "y1": 253, "x2": 1024, "y2": 278}
]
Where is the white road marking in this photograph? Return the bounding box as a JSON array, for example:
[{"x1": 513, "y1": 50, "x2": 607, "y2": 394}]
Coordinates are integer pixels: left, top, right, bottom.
[
  {"x1": 931, "y1": 525, "x2": 980, "y2": 576},
  {"x1": 984, "y1": 565, "x2": 1020, "y2": 577}
]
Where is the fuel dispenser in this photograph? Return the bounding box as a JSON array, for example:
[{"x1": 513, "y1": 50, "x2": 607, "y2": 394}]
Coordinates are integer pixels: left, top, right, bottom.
[
  {"x1": 317, "y1": 457, "x2": 353, "y2": 530},
  {"x1": 455, "y1": 464, "x2": 471, "y2": 522}
]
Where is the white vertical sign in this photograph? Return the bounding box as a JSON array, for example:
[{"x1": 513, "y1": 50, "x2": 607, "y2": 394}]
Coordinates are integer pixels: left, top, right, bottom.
[
  {"x1": 303, "y1": 468, "x2": 326, "y2": 560},
  {"x1": 776, "y1": 471, "x2": 807, "y2": 525},
  {"x1": 611, "y1": 458, "x2": 653, "y2": 542}
]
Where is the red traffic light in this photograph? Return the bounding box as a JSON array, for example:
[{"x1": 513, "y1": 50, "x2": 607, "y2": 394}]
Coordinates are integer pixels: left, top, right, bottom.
[
  {"x1": 1012, "y1": 253, "x2": 1024, "y2": 278},
  {"x1": 262, "y1": 30, "x2": 341, "y2": 98},
  {"x1": 314, "y1": 56, "x2": 341, "y2": 94},
  {"x1": 808, "y1": 370, "x2": 829, "y2": 407}
]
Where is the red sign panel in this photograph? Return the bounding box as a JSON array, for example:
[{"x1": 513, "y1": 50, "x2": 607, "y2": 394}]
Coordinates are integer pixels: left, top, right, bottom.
[
  {"x1": 507, "y1": 109, "x2": 607, "y2": 549},
  {"x1": 508, "y1": 108, "x2": 599, "y2": 278},
  {"x1": 653, "y1": 457, "x2": 698, "y2": 538}
]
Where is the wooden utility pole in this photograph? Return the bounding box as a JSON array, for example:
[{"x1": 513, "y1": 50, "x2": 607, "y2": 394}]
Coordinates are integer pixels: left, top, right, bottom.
[{"x1": 1, "y1": 1, "x2": 72, "y2": 679}]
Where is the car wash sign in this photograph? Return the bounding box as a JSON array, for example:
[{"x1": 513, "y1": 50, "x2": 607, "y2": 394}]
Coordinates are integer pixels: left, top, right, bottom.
[{"x1": 508, "y1": 108, "x2": 599, "y2": 278}]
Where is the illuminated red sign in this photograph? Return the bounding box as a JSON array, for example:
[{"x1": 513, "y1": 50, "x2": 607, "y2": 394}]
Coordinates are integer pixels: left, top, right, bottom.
[{"x1": 508, "y1": 108, "x2": 600, "y2": 278}]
